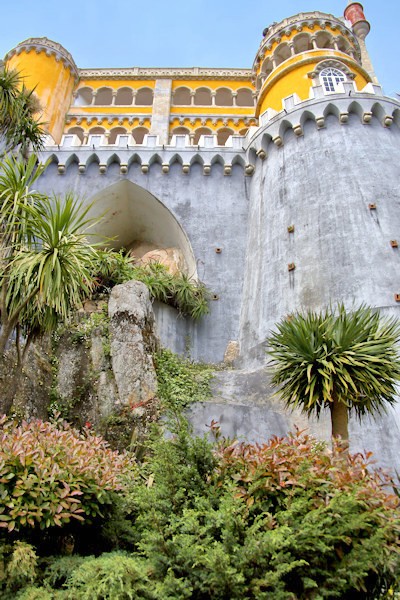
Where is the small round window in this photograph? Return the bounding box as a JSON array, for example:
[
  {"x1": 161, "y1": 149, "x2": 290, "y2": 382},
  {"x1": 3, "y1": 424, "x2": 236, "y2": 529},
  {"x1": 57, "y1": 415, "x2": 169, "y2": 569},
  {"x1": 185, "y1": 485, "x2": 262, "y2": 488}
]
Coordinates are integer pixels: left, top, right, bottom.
[{"x1": 319, "y1": 68, "x2": 346, "y2": 93}]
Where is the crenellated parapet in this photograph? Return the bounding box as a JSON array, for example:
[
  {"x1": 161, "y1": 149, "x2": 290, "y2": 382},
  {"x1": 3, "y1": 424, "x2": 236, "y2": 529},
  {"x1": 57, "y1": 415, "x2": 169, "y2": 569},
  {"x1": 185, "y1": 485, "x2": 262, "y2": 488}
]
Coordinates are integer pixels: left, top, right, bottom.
[
  {"x1": 247, "y1": 83, "x2": 400, "y2": 156},
  {"x1": 39, "y1": 133, "x2": 253, "y2": 177},
  {"x1": 4, "y1": 37, "x2": 79, "y2": 81}
]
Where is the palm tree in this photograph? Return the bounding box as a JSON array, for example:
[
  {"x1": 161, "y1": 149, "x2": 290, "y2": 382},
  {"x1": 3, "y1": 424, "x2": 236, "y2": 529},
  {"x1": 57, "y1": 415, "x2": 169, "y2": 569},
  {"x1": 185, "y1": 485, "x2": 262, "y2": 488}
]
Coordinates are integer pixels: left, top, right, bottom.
[
  {"x1": 0, "y1": 66, "x2": 45, "y2": 157},
  {"x1": 267, "y1": 305, "x2": 400, "y2": 448},
  {"x1": 0, "y1": 154, "x2": 98, "y2": 362}
]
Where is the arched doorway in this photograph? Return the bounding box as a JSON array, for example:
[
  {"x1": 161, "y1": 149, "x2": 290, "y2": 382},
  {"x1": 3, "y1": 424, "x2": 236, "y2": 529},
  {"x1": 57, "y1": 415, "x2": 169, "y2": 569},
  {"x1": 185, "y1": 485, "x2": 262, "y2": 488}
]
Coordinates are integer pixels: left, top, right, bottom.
[{"x1": 87, "y1": 180, "x2": 197, "y2": 277}]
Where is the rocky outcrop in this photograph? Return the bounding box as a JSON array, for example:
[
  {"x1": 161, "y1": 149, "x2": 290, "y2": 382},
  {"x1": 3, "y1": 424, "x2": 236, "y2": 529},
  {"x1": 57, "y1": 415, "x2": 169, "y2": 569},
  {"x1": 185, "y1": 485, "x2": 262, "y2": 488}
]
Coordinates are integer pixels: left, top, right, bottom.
[
  {"x1": 1, "y1": 281, "x2": 160, "y2": 448},
  {"x1": 108, "y1": 280, "x2": 158, "y2": 408}
]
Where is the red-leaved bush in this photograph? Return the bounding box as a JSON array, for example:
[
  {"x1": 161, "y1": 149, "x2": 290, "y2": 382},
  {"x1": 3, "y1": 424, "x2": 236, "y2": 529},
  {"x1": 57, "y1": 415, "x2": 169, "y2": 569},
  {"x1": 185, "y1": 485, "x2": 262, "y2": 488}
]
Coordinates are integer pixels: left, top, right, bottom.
[{"x1": 0, "y1": 416, "x2": 134, "y2": 531}]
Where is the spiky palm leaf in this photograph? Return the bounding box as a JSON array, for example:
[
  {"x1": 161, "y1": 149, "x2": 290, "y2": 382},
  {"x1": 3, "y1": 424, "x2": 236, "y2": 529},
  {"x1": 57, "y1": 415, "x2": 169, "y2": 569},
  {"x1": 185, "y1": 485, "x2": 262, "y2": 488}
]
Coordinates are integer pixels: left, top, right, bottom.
[
  {"x1": 0, "y1": 67, "x2": 45, "y2": 155},
  {"x1": 267, "y1": 305, "x2": 400, "y2": 419},
  {"x1": 8, "y1": 194, "x2": 97, "y2": 328}
]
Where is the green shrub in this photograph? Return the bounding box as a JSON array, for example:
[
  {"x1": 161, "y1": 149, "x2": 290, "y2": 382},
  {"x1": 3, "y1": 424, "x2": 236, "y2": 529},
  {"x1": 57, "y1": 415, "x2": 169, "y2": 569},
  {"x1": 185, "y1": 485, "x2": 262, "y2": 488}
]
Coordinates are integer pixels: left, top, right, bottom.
[
  {"x1": 154, "y1": 348, "x2": 213, "y2": 411},
  {"x1": 129, "y1": 423, "x2": 400, "y2": 599},
  {"x1": 0, "y1": 417, "x2": 134, "y2": 532},
  {"x1": 64, "y1": 552, "x2": 154, "y2": 599}
]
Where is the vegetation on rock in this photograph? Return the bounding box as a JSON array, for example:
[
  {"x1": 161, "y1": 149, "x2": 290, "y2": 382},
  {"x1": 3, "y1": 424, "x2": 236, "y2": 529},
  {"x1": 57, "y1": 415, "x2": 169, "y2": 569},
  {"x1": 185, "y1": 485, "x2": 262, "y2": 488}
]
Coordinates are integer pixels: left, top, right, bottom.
[{"x1": 92, "y1": 249, "x2": 210, "y2": 320}]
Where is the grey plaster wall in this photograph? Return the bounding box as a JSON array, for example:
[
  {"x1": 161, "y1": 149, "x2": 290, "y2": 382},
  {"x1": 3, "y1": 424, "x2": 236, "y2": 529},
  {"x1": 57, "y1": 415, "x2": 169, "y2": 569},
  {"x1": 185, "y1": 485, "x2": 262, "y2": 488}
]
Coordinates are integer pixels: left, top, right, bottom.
[
  {"x1": 239, "y1": 113, "x2": 400, "y2": 361},
  {"x1": 36, "y1": 159, "x2": 249, "y2": 363}
]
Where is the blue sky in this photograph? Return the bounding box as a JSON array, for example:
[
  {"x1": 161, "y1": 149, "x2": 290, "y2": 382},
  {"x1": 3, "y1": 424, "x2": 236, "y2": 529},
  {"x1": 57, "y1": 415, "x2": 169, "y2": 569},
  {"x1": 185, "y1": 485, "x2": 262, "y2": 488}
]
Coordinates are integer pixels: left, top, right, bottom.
[{"x1": 1, "y1": 1, "x2": 399, "y2": 96}]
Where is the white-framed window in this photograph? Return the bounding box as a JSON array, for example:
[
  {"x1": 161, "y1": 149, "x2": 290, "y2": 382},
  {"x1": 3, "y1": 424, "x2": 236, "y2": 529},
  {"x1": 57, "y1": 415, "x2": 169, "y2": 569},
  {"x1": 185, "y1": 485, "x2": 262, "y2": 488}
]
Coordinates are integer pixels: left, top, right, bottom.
[{"x1": 319, "y1": 67, "x2": 346, "y2": 93}]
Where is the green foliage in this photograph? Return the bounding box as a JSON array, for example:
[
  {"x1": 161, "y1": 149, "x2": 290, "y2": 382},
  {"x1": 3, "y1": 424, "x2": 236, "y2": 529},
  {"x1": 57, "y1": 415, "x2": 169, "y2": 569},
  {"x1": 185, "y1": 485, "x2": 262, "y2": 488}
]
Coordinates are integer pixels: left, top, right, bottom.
[
  {"x1": 120, "y1": 422, "x2": 400, "y2": 599},
  {"x1": 0, "y1": 155, "x2": 99, "y2": 363},
  {"x1": 64, "y1": 552, "x2": 154, "y2": 599},
  {"x1": 4, "y1": 418, "x2": 399, "y2": 599},
  {"x1": 0, "y1": 66, "x2": 45, "y2": 156},
  {"x1": 5, "y1": 541, "x2": 38, "y2": 591},
  {"x1": 92, "y1": 249, "x2": 210, "y2": 319},
  {"x1": 0, "y1": 417, "x2": 134, "y2": 532},
  {"x1": 267, "y1": 304, "x2": 400, "y2": 418},
  {"x1": 154, "y1": 348, "x2": 213, "y2": 410}
]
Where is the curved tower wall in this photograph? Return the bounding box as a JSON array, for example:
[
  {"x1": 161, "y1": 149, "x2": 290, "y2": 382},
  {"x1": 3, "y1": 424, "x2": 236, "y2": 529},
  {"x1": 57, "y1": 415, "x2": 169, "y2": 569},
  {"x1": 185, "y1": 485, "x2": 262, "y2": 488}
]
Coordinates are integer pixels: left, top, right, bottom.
[
  {"x1": 5, "y1": 38, "x2": 78, "y2": 143},
  {"x1": 239, "y1": 92, "x2": 400, "y2": 362}
]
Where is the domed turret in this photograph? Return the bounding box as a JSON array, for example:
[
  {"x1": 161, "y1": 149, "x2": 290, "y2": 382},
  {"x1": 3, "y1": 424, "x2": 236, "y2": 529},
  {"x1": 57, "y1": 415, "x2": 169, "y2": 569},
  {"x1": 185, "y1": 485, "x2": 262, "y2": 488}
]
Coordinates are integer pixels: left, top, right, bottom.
[
  {"x1": 253, "y1": 11, "x2": 372, "y2": 118},
  {"x1": 4, "y1": 38, "x2": 79, "y2": 143}
]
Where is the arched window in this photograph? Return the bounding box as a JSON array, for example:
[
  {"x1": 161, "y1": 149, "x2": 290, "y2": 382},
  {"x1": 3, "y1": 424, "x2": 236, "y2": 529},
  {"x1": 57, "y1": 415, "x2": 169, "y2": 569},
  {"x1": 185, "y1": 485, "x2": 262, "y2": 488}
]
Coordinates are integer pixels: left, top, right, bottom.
[
  {"x1": 215, "y1": 88, "x2": 233, "y2": 106},
  {"x1": 319, "y1": 68, "x2": 346, "y2": 93},
  {"x1": 194, "y1": 88, "x2": 212, "y2": 106},
  {"x1": 236, "y1": 88, "x2": 254, "y2": 107},
  {"x1": 217, "y1": 127, "x2": 234, "y2": 146},
  {"x1": 193, "y1": 127, "x2": 212, "y2": 144},
  {"x1": 67, "y1": 127, "x2": 84, "y2": 143},
  {"x1": 136, "y1": 88, "x2": 153, "y2": 106},
  {"x1": 74, "y1": 87, "x2": 93, "y2": 106},
  {"x1": 94, "y1": 88, "x2": 113, "y2": 105},
  {"x1": 173, "y1": 87, "x2": 191, "y2": 106},
  {"x1": 132, "y1": 127, "x2": 149, "y2": 144},
  {"x1": 115, "y1": 87, "x2": 133, "y2": 105},
  {"x1": 108, "y1": 127, "x2": 127, "y2": 144}
]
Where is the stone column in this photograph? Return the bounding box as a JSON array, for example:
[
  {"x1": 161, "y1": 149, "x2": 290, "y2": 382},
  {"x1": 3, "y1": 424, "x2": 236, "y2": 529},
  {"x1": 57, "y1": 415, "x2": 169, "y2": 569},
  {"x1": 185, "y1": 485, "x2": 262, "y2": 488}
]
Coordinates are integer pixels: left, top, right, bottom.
[{"x1": 149, "y1": 79, "x2": 173, "y2": 145}]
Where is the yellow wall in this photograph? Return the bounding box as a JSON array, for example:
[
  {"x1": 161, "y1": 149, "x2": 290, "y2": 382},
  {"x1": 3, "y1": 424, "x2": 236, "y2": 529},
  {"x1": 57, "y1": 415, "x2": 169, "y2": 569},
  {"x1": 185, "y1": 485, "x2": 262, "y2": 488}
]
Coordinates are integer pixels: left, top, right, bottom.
[
  {"x1": 7, "y1": 50, "x2": 76, "y2": 143},
  {"x1": 257, "y1": 54, "x2": 370, "y2": 115}
]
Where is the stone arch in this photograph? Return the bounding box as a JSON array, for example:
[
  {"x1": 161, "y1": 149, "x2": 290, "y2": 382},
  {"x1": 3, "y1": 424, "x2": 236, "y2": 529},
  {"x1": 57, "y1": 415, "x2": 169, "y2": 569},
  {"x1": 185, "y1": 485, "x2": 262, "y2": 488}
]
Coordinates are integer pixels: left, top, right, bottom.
[
  {"x1": 65, "y1": 153, "x2": 79, "y2": 171},
  {"x1": 94, "y1": 87, "x2": 113, "y2": 105},
  {"x1": 217, "y1": 127, "x2": 234, "y2": 146},
  {"x1": 108, "y1": 127, "x2": 127, "y2": 144},
  {"x1": 86, "y1": 180, "x2": 197, "y2": 277},
  {"x1": 300, "y1": 110, "x2": 318, "y2": 129},
  {"x1": 169, "y1": 153, "x2": 183, "y2": 167},
  {"x1": 194, "y1": 87, "x2": 212, "y2": 106},
  {"x1": 293, "y1": 32, "x2": 312, "y2": 54},
  {"x1": 132, "y1": 127, "x2": 149, "y2": 144},
  {"x1": 107, "y1": 153, "x2": 121, "y2": 167},
  {"x1": 74, "y1": 87, "x2": 93, "y2": 106},
  {"x1": 136, "y1": 88, "x2": 153, "y2": 106},
  {"x1": 273, "y1": 42, "x2": 291, "y2": 67},
  {"x1": 115, "y1": 87, "x2": 134, "y2": 105},
  {"x1": 236, "y1": 88, "x2": 254, "y2": 107},
  {"x1": 190, "y1": 154, "x2": 204, "y2": 166},
  {"x1": 85, "y1": 153, "x2": 100, "y2": 168},
  {"x1": 173, "y1": 87, "x2": 192, "y2": 105},
  {"x1": 88, "y1": 126, "x2": 105, "y2": 135},
  {"x1": 193, "y1": 127, "x2": 213, "y2": 145},
  {"x1": 215, "y1": 87, "x2": 233, "y2": 106},
  {"x1": 323, "y1": 103, "x2": 341, "y2": 121},
  {"x1": 347, "y1": 101, "x2": 364, "y2": 121},
  {"x1": 315, "y1": 30, "x2": 334, "y2": 49},
  {"x1": 279, "y1": 119, "x2": 295, "y2": 141},
  {"x1": 371, "y1": 102, "x2": 386, "y2": 124},
  {"x1": 67, "y1": 126, "x2": 84, "y2": 143},
  {"x1": 231, "y1": 154, "x2": 246, "y2": 168},
  {"x1": 392, "y1": 108, "x2": 400, "y2": 128},
  {"x1": 260, "y1": 57, "x2": 274, "y2": 80},
  {"x1": 170, "y1": 126, "x2": 191, "y2": 137},
  {"x1": 128, "y1": 153, "x2": 142, "y2": 167}
]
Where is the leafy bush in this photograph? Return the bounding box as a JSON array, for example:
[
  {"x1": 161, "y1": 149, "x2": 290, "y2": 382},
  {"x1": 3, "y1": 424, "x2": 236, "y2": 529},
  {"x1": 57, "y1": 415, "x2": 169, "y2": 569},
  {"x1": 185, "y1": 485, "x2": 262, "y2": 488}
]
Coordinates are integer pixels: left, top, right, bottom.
[
  {"x1": 64, "y1": 552, "x2": 154, "y2": 599},
  {"x1": 127, "y1": 423, "x2": 400, "y2": 599},
  {"x1": 154, "y1": 348, "x2": 213, "y2": 410},
  {"x1": 0, "y1": 417, "x2": 134, "y2": 532},
  {"x1": 91, "y1": 249, "x2": 209, "y2": 319}
]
